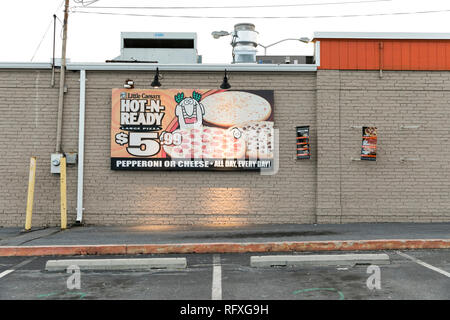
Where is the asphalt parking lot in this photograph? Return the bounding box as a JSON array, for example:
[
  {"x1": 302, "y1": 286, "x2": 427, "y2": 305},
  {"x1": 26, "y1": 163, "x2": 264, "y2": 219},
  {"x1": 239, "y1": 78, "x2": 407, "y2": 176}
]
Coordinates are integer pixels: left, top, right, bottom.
[{"x1": 0, "y1": 249, "x2": 448, "y2": 300}]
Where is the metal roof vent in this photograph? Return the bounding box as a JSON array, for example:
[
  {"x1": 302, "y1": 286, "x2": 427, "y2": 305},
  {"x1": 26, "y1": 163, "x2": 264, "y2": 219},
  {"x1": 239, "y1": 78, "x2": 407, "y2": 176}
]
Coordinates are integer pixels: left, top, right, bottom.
[{"x1": 232, "y1": 23, "x2": 258, "y2": 63}]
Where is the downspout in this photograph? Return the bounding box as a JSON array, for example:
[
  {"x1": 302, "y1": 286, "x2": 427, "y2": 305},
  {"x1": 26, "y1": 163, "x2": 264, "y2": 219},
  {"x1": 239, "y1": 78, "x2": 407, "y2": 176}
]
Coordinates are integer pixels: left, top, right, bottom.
[{"x1": 76, "y1": 69, "x2": 86, "y2": 224}]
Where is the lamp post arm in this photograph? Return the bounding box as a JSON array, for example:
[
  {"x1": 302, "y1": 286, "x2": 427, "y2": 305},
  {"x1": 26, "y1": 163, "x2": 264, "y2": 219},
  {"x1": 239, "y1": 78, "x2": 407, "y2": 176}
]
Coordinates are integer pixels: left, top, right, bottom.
[{"x1": 257, "y1": 38, "x2": 309, "y2": 56}]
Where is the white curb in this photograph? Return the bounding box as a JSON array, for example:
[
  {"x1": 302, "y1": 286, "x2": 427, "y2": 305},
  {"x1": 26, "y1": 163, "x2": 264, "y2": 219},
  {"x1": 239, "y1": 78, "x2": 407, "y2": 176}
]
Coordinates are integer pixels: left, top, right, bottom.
[
  {"x1": 251, "y1": 254, "x2": 390, "y2": 267},
  {"x1": 45, "y1": 257, "x2": 187, "y2": 271}
]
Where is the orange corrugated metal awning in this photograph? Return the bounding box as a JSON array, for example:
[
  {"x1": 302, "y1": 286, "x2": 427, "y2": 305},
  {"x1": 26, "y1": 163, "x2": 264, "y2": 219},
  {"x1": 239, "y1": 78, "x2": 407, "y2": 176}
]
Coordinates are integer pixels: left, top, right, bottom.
[{"x1": 313, "y1": 32, "x2": 450, "y2": 70}]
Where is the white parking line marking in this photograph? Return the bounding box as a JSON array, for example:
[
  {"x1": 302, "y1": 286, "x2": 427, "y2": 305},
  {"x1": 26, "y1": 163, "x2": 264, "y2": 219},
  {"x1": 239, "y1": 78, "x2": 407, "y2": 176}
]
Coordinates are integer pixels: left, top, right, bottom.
[
  {"x1": 0, "y1": 269, "x2": 15, "y2": 279},
  {"x1": 397, "y1": 251, "x2": 450, "y2": 278},
  {"x1": 212, "y1": 254, "x2": 222, "y2": 300},
  {"x1": 0, "y1": 258, "x2": 36, "y2": 280}
]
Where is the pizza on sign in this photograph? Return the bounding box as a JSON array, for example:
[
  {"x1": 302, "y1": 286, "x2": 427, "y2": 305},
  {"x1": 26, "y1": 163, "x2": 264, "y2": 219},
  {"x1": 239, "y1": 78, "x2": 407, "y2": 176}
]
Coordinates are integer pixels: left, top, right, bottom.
[{"x1": 111, "y1": 89, "x2": 274, "y2": 170}]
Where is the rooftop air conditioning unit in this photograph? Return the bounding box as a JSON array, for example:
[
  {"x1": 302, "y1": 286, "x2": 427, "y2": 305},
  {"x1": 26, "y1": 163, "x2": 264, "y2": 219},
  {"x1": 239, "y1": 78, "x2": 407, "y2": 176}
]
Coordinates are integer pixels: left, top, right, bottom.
[{"x1": 110, "y1": 32, "x2": 200, "y2": 64}]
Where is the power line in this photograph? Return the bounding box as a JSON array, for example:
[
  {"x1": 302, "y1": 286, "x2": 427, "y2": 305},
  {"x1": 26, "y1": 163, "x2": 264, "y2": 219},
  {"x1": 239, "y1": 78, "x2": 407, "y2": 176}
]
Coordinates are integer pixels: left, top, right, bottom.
[
  {"x1": 54, "y1": 0, "x2": 66, "y2": 15},
  {"x1": 30, "y1": 19, "x2": 54, "y2": 61},
  {"x1": 71, "y1": 0, "x2": 392, "y2": 10},
  {"x1": 70, "y1": 8, "x2": 450, "y2": 19},
  {"x1": 55, "y1": 15, "x2": 64, "y2": 25},
  {"x1": 73, "y1": 0, "x2": 100, "y2": 6},
  {"x1": 31, "y1": 0, "x2": 65, "y2": 61}
]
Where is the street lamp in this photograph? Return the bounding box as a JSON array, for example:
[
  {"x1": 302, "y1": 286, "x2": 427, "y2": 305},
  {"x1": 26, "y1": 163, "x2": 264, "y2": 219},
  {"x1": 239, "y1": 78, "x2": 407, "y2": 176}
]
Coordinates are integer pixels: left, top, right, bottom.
[
  {"x1": 258, "y1": 37, "x2": 310, "y2": 55},
  {"x1": 212, "y1": 31, "x2": 231, "y2": 39},
  {"x1": 211, "y1": 25, "x2": 310, "y2": 62}
]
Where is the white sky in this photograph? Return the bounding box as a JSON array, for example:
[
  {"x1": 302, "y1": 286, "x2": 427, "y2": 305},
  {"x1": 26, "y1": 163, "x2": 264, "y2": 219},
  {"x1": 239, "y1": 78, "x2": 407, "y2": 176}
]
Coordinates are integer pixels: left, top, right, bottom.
[{"x1": 1, "y1": 0, "x2": 450, "y2": 64}]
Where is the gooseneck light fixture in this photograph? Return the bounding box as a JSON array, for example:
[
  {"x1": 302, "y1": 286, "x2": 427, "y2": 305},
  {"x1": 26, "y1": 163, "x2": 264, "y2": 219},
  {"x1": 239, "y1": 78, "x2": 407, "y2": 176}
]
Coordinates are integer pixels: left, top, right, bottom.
[
  {"x1": 220, "y1": 69, "x2": 231, "y2": 89},
  {"x1": 123, "y1": 79, "x2": 134, "y2": 89},
  {"x1": 151, "y1": 68, "x2": 162, "y2": 88}
]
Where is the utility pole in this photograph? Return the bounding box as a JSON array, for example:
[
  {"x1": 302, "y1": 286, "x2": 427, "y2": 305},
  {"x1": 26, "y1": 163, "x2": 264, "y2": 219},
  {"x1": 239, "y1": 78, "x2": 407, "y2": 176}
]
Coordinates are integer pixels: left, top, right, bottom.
[{"x1": 55, "y1": 0, "x2": 69, "y2": 153}]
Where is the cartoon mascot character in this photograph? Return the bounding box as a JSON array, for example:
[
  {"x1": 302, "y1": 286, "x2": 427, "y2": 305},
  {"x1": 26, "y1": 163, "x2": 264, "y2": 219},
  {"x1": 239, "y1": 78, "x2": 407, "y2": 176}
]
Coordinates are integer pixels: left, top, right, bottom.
[{"x1": 174, "y1": 91, "x2": 205, "y2": 129}]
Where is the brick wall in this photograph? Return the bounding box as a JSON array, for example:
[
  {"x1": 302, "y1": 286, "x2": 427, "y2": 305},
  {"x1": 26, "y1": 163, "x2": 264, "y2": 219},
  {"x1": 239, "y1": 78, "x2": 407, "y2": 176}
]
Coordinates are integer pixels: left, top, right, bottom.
[
  {"x1": 0, "y1": 70, "x2": 317, "y2": 226},
  {"x1": 316, "y1": 70, "x2": 450, "y2": 223},
  {"x1": 0, "y1": 69, "x2": 79, "y2": 227},
  {"x1": 1, "y1": 68, "x2": 449, "y2": 226}
]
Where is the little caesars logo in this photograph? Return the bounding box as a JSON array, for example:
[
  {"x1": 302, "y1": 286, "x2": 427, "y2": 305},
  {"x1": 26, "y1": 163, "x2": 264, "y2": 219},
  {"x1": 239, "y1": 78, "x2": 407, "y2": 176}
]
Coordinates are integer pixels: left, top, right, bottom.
[
  {"x1": 115, "y1": 92, "x2": 166, "y2": 157},
  {"x1": 119, "y1": 92, "x2": 165, "y2": 132}
]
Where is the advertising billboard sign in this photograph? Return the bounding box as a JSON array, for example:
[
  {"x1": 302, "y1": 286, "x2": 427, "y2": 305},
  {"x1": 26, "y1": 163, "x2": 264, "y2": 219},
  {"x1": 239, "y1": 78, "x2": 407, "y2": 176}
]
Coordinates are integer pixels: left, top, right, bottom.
[
  {"x1": 111, "y1": 89, "x2": 274, "y2": 170},
  {"x1": 361, "y1": 126, "x2": 377, "y2": 161},
  {"x1": 296, "y1": 126, "x2": 310, "y2": 159}
]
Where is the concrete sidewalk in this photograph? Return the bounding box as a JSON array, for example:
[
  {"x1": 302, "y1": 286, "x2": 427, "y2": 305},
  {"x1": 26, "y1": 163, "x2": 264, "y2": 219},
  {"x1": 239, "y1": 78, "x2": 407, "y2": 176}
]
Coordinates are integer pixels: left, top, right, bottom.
[{"x1": 0, "y1": 222, "x2": 449, "y2": 256}]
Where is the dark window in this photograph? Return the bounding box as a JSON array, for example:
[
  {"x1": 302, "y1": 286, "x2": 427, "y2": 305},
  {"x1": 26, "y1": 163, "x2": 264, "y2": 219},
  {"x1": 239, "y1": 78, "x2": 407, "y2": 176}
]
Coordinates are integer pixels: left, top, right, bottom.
[{"x1": 123, "y1": 38, "x2": 194, "y2": 49}]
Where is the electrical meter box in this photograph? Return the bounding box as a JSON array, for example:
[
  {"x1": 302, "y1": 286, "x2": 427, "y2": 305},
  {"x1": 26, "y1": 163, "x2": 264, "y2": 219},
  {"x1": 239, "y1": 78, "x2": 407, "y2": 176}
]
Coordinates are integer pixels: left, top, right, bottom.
[{"x1": 51, "y1": 153, "x2": 63, "y2": 174}]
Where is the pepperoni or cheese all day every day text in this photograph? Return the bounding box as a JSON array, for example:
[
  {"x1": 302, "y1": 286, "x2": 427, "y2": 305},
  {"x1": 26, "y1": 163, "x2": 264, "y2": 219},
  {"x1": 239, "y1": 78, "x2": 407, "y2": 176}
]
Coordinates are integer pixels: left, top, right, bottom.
[
  {"x1": 120, "y1": 98, "x2": 165, "y2": 126},
  {"x1": 113, "y1": 159, "x2": 273, "y2": 169}
]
